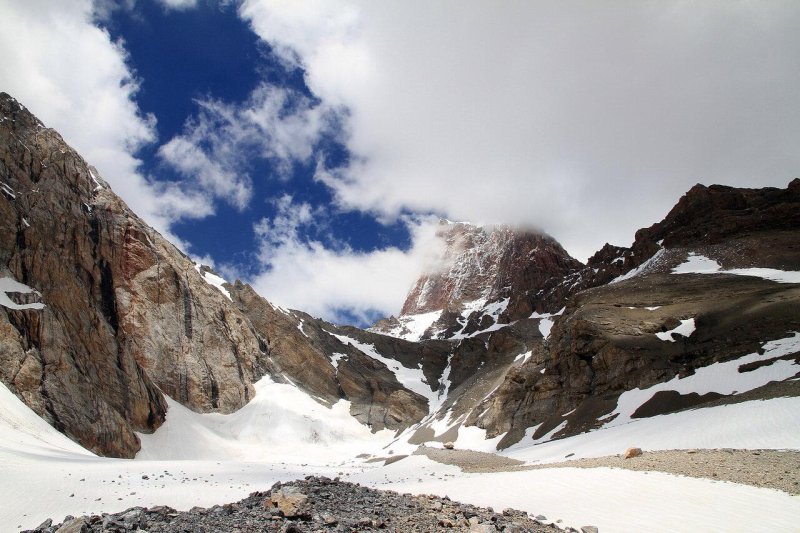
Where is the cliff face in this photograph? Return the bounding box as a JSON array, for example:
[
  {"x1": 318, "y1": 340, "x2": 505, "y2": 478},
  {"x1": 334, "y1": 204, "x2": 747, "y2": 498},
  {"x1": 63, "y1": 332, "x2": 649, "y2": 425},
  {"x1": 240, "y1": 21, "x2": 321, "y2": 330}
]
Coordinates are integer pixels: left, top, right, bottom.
[
  {"x1": 0, "y1": 93, "x2": 277, "y2": 456},
  {"x1": 373, "y1": 222, "x2": 582, "y2": 341},
  {"x1": 401, "y1": 222, "x2": 582, "y2": 318},
  {"x1": 0, "y1": 93, "x2": 436, "y2": 456}
]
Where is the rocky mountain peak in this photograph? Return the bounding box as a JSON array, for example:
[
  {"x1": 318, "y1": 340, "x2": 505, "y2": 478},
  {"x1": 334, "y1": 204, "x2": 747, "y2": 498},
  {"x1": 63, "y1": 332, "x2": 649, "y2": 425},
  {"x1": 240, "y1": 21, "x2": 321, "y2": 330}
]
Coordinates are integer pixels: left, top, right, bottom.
[{"x1": 401, "y1": 221, "x2": 582, "y2": 317}]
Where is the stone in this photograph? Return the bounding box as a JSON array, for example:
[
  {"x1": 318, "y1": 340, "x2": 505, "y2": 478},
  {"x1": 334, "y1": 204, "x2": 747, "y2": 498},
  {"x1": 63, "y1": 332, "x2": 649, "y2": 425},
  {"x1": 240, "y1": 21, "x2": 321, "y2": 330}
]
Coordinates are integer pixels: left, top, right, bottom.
[
  {"x1": 581, "y1": 527, "x2": 599, "y2": 533},
  {"x1": 55, "y1": 517, "x2": 90, "y2": 533},
  {"x1": 444, "y1": 442, "x2": 455, "y2": 450},
  {"x1": 624, "y1": 447, "x2": 643, "y2": 459},
  {"x1": 469, "y1": 524, "x2": 497, "y2": 532},
  {"x1": 269, "y1": 487, "x2": 311, "y2": 519}
]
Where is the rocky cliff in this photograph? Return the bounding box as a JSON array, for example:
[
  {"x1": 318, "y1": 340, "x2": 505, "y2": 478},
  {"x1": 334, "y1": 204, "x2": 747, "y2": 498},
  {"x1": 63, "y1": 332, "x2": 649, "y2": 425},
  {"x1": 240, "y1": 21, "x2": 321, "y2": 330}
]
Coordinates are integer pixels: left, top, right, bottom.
[
  {"x1": 0, "y1": 93, "x2": 440, "y2": 456},
  {"x1": 372, "y1": 221, "x2": 582, "y2": 341}
]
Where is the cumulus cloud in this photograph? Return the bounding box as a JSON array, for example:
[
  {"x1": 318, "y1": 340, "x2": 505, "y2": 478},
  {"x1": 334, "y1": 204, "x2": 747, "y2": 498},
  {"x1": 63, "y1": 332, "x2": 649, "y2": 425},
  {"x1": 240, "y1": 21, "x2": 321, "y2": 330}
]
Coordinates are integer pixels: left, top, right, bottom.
[
  {"x1": 155, "y1": 0, "x2": 198, "y2": 10},
  {"x1": 160, "y1": 84, "x2": 341, "y2": 206},
  {"x1": 0, "y1": 0, "x2": 209, "y2": 245},
  {"x1": 248, "y1": 195, "x2": 444, "y2": 324},
  {"x1": 239, "y1": 0, "x2": 800, "y2": 261}
]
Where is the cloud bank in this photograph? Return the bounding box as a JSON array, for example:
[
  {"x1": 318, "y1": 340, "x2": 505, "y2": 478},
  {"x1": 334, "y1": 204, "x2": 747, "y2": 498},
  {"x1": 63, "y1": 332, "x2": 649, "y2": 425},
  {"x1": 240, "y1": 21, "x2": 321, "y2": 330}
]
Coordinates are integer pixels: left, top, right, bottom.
[
  {"x1": 247, "y1": 195, "x2": 444, "y2": 324},
  {"x1": 240, "y1": 0, "x2": 800, "y2": 261},
  {"x1": 3, "y1": 1, "x2": 799, "y2": 324}
]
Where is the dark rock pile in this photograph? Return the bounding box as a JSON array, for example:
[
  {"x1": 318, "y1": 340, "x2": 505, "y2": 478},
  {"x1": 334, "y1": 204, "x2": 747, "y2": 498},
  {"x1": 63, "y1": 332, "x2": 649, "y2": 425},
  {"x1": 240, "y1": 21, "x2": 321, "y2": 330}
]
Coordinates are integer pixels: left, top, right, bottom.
[{"x1": 25, "y1": 476, "x2": 565, "y2": 532}]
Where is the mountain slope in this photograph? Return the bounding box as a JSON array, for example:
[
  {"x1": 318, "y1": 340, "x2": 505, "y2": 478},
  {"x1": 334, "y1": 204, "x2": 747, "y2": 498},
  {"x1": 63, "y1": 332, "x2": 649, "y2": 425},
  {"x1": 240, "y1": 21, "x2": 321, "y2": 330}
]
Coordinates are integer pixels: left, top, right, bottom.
[
  {"x1": 0, "y1": 93, "x2": 437, "y2": 456},
  {"x1": 372, "y1": 179, "x2": 800, "y2": 451}
]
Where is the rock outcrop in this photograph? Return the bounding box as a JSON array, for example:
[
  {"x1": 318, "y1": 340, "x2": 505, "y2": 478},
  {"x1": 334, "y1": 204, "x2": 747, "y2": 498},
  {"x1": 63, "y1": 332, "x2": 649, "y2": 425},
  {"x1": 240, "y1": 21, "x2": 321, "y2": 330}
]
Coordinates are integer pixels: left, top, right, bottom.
[
  {"x1": 373, "y1": 221, "x2": 582, "y2": 341},
  {"x1": 469, "y1": 181, "x2": 800, "y2": 448}
]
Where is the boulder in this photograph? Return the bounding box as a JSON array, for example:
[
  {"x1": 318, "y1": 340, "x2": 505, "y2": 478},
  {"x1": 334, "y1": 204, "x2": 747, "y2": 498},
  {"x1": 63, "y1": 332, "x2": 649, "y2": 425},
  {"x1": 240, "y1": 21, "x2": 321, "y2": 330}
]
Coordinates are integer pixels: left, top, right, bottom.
[
  {"x1": 623, "y1": 447, "x2": 643, "y2": 459},
  {"x1": 268, "y1": 486, "x2": 311, "y2": 519}
]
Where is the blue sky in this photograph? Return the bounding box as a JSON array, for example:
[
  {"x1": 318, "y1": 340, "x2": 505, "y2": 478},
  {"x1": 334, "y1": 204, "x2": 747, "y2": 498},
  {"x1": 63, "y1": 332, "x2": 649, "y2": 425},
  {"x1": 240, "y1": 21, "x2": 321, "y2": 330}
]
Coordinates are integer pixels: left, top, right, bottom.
[
  {"x1": 101, "y1": 1, "x2": 414, "y2": 283},
  {"x1": 2, "y1": 0, "x2": 799, "y2": 325}
]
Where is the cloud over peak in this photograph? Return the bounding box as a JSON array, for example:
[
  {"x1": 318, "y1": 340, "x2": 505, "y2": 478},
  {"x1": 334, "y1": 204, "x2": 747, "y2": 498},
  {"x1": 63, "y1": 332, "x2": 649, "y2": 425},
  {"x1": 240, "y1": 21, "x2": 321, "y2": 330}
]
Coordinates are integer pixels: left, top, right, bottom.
[{"x1": 240, "y1": 0, "x2": 800, "y2": 261}]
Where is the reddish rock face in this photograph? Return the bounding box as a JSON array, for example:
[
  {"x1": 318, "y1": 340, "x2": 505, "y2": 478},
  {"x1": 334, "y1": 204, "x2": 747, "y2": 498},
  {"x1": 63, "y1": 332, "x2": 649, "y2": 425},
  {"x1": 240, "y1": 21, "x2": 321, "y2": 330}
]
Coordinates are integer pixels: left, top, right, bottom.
[{"x1": 401, "y1": 221, "x2": 583, "y2": 320}]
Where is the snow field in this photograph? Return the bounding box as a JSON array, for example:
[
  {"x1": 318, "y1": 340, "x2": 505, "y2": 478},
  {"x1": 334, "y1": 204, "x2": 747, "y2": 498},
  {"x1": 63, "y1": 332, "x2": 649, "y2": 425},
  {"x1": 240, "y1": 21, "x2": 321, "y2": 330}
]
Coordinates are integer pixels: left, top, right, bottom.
[
  {"x1": 359, "y1": 456, "x2": 800, "y2": 533},
  {"x1": 672, "y1": 252, "x2": 800, "y2": 283},
  {"x1": 3, "y1": 376, "x2": 800, "y2": 532}
]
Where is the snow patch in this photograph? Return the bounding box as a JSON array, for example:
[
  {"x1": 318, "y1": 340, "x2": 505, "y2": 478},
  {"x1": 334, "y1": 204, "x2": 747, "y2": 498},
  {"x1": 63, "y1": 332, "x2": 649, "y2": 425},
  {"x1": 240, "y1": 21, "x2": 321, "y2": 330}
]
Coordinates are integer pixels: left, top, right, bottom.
[
  {"x1": 655, "y1": 318, "x2": 695, "y2": 342},
  {"x1": 672, "y1": 253, "x2": 800, "y2": 283},
  {"x1": 0, "y1": 277, "x2": 45, "y2": 310},
  {"x1": 88, "y1": 169, "x2": 104, "y2": 191},
  {"x1": 672, "y1": 253, "x2": 721, "y2": 274},
  {"x1": 514, "y1": 350, "x2": 533, "y2": 364},
  {"x1": 610, "y1": 332, "x2": 800, "y2": 426},
  {"x1": 330, "y1": 352, "x2": 346, "y2": 369},
  {"x1": 538, "y1": 317, "x2": 554, "y2": 339},
  {"x1": 1, "y1": 181, "x2": 15, "y2": 198},
  {"x1": 194, "y1": 264, "x2": 232, "y2": 300}
]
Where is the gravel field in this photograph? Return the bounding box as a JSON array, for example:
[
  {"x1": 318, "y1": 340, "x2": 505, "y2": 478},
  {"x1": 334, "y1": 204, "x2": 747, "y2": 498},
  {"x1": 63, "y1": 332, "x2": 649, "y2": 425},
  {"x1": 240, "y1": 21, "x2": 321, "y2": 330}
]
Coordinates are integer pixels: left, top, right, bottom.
[{"x1": 416, "y1": 447, "x2": 800, "y2": 495}]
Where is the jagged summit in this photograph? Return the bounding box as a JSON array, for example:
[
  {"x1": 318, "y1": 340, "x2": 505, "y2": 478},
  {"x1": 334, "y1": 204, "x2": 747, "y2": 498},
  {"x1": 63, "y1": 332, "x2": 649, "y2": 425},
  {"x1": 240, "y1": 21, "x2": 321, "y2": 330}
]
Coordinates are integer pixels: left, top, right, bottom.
[{"x1": 373, "y1": 221, "x2": 582, "y2": 341}]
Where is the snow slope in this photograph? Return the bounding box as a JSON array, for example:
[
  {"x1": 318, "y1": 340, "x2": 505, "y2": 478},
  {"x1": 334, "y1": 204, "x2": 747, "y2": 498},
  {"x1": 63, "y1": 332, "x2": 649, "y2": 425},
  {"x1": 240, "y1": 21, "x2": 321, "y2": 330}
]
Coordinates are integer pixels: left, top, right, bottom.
[
  {"x1": 137, "y1": 376, "x2": 393, "y2": 463},
  {"x1": 2, "y1": 375, "x2": 800, "y2": 532},
  {"x1": 329, "y1": 332, "x2": 440, "y2": 406}
]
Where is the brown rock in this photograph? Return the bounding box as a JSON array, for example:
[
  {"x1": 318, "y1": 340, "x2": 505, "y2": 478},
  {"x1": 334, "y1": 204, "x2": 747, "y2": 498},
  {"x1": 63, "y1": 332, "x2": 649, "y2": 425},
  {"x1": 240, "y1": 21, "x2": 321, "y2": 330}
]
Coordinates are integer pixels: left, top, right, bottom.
[
  {"x1": 444, "y1": 442, "x2": 455, "y2": 450},
  {"x1": 269, "y1": 486, "x2": 311, "y2": 518},
  {"x1": 624, "y1": 447, "x2": 643, "y2": 459},
  {"x1": 398, "y1": 221, "x2": 582, "y2": 322}
]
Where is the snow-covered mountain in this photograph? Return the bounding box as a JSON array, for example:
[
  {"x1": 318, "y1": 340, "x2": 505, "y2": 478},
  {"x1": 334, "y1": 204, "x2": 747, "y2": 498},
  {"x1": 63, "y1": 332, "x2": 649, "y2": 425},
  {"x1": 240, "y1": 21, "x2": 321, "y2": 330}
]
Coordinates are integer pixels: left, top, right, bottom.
[
  {"x1": 370, "y1": 221, "x2": 581, "y2": 341},
  {"x1": 2, "y1": 92, "x2": 800, "y2": 532}
]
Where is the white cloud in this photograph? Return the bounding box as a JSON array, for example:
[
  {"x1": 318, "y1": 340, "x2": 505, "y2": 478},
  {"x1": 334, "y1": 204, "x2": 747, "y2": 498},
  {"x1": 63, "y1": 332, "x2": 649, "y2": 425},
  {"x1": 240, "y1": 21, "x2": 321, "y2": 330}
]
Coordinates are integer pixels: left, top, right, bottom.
[
  {"x1": 0, "y1": 0, "x2": 209, "y2": 246},
  {"x1": 160, "y1": 84, "x2": 340, "y2": 204},
  {"x1": 155, "y1": 0, "x2": 198, "y2": 10},
  {"x1": 248, "y1": 195, "x2": 444, "y2": 323},
  {"x1": 239, "y1": 0, "x2": 800, "y2": 261}
]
